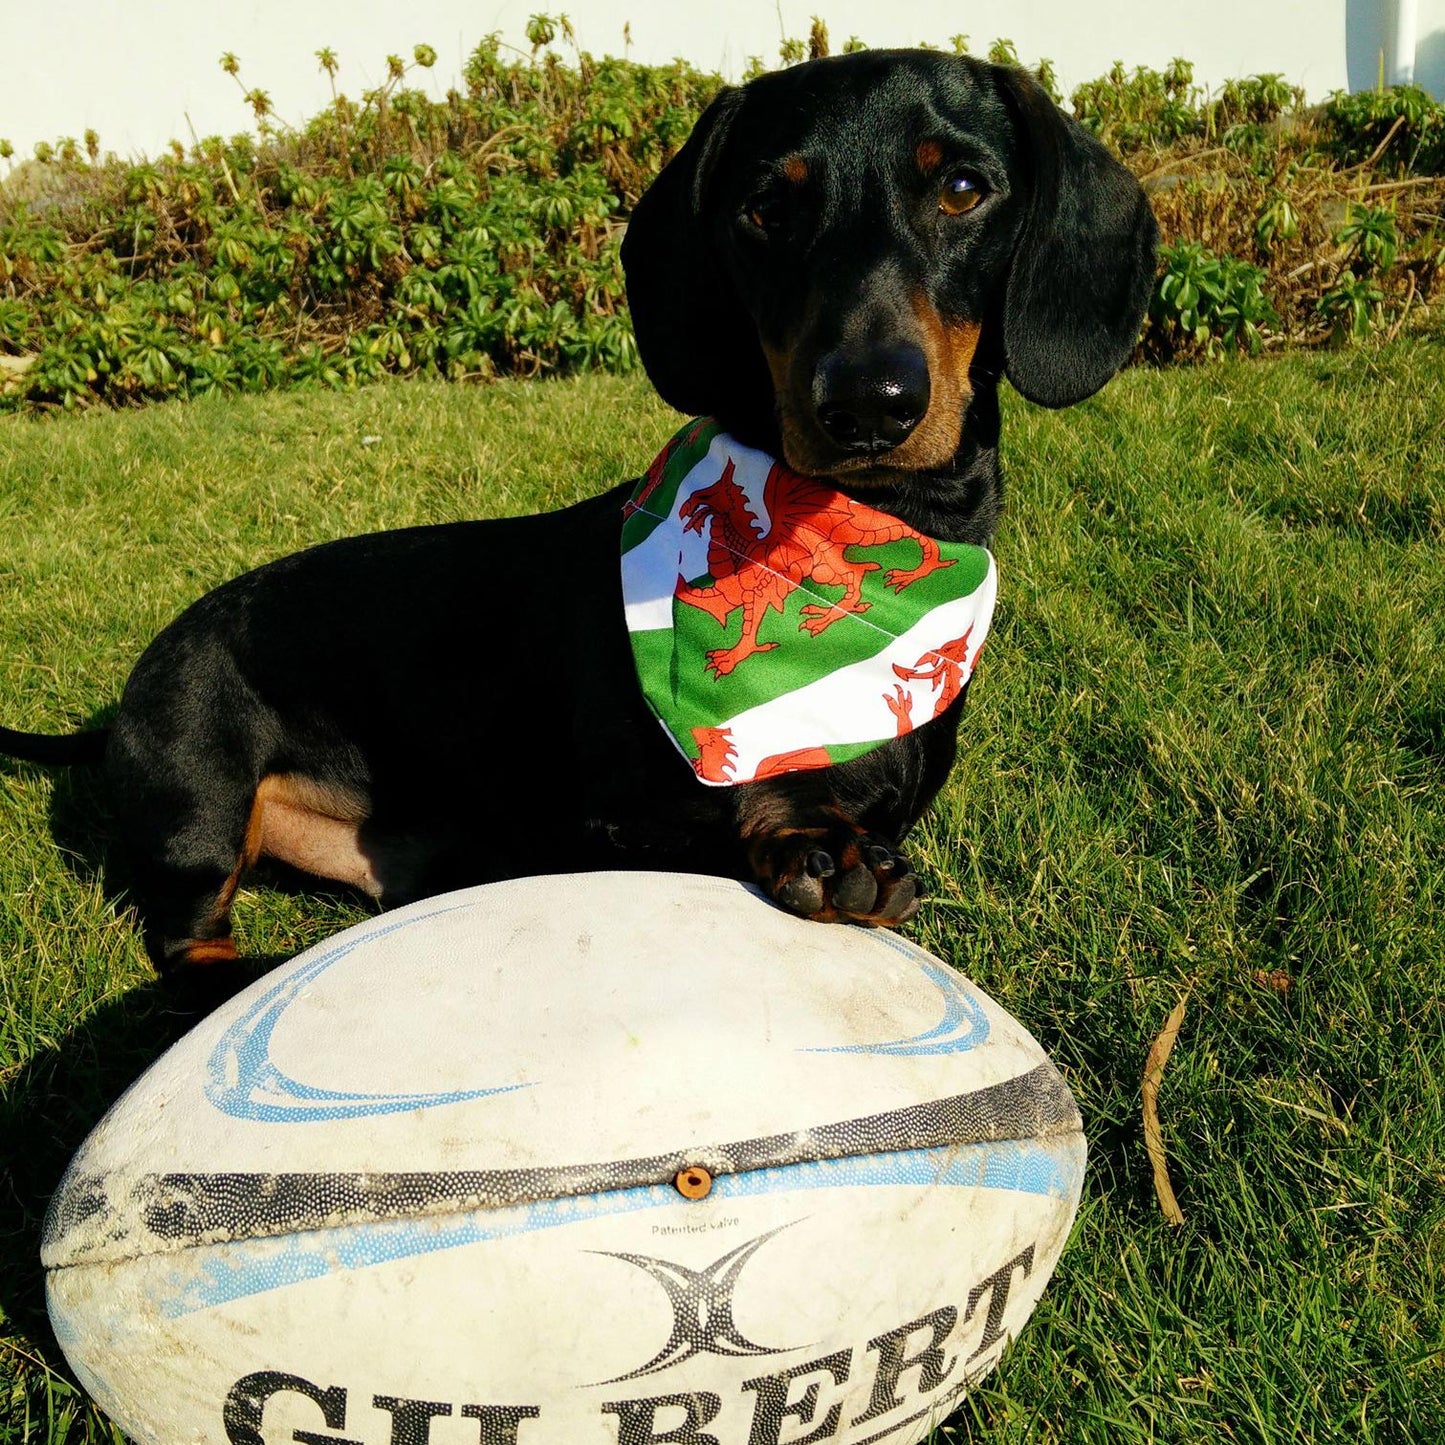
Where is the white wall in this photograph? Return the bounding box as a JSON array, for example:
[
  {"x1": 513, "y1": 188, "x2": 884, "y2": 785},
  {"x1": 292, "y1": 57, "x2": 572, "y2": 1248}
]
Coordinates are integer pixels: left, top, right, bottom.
[
  {"x1": 609, "y1": 0, "x2": 1442, "y2": 102},
  {"x1": 1, "y1": 1, "x2": 1440, "y2": 165},
  {"x1": 1347, "y1": 0, "x2": 1445, "y2": 87},
  {"x1": 632, "y1": 0, "x2": 1353, "y2": 102},
  {"x1": 1414, "y1": 0, "x2": 1445, "y2": 91}
]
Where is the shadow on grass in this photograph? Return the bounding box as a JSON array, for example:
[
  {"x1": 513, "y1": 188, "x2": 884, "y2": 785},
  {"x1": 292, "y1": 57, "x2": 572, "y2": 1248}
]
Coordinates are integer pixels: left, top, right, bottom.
[
  {"x1": 0, "y1": 719, "x2": 354, "y2": 1346},
  {"x1": 1, "y1": 978, "x2": 198, "y2": 1343},
  {"x1": 0, "y1": 957, "x2": 302, "y2": 1348},
  {"x1": 45, "y1": 713, "x2": 126, "y2": 890}
]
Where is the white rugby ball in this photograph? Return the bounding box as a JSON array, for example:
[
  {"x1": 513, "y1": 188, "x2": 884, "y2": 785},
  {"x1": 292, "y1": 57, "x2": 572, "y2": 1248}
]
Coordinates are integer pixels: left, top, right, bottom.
[{"x1": 45, "y1": 872, "x2": 1084, "y2": 1445}]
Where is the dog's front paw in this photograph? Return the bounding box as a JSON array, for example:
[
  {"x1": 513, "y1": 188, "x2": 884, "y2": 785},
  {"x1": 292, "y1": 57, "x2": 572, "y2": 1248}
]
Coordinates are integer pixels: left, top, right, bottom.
[{"x1": 749, "y1": 819, "x2": 920, "y2": 926}]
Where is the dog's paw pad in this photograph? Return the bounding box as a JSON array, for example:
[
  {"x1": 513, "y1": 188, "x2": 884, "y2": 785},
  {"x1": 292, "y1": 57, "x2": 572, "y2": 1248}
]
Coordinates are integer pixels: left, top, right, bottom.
[
  {"x1": 832, "y1": 864, "x2": 879, "y2": 915},
  {"x1": 752, "y1": 823, "x2": 920, "y2": 926},
  {"x1": 776, "y1": 872, "x2": 826, "y2": 915}
]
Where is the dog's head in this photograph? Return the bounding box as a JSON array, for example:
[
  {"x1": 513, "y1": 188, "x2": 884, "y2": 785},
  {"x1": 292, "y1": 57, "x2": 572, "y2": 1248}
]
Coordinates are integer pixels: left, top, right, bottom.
[{"x1": 622, "y1": 51, "x2": 1158, "y2": 483}]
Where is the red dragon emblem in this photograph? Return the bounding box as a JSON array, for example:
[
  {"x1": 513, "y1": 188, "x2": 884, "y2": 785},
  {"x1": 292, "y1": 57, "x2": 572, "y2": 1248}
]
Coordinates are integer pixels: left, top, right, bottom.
[
  {"x1": 885, "y1": 627, "x2": 980, "y2": 735},
  {"x1": 690, "y1": 725, "x2": 832, "y2": 784},
  {"x1": 674, "y1": 458, "x2": 955, "y2": 678}
]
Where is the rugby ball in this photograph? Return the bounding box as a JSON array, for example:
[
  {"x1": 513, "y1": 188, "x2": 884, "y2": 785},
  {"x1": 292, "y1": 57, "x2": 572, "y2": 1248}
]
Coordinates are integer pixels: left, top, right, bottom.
[{"x1": 44, "y1": 872, "x2": 1084, "y2": 1445}]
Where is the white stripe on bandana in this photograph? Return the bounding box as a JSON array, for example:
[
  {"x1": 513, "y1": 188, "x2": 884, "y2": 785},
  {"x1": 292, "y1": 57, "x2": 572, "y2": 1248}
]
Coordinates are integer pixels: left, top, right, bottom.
[{"x1": 621, "y1": 420, "x2": 997, "y2": 786}]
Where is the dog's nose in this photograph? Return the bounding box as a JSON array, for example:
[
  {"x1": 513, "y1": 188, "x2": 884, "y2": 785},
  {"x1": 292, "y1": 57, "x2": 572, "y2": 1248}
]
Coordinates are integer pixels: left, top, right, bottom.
[{"x1": 812, "y1": 344, "x2": 931, "y2": 454}]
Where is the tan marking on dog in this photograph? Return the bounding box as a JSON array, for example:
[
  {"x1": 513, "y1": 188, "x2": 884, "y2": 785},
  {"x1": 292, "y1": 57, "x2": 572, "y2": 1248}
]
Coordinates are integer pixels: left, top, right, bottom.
[
  {"x1": 206, "y1": 786, "x2": 270, "y2": 929},
  {"x1": 916, "y1": 139, "x2": 944, "y2": 174},
  {"x1": 179, "y1": 938, "x2": 239, "y2": 966},
  {"x1": 761, "y1": 341, "x2": 822, "y2": 474},
  {"x1": 782, "y1": 154, "x2": 808, "y2": 184},
  {"x1": 249, "y1": 773, "x2": 383, "y2": 898},
  {"x1": 760, "y1": 340, "x2": 792, "y2": 396},
  {"x1": 763, "y1": 291, "x2": 982, "y2": 484},
  {"x1": 739, "y1": 801, "x2": 857, "y2": 844}
]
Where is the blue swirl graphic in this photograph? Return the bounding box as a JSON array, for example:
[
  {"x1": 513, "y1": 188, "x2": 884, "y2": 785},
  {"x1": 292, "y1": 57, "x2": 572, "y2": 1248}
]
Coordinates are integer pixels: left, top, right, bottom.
[
  {"x1": 205, "y1": 902, "x2": 527, "y2": 1123},
  {"x1": 808, "y1": 940, "x2": 991, "y2": 1056}
]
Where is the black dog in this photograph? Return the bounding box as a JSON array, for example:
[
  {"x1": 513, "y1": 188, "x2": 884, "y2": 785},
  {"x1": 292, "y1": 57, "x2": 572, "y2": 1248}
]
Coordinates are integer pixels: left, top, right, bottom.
[{"x1": 0, "y1": 51, "x2": 1156, "y2": 981}]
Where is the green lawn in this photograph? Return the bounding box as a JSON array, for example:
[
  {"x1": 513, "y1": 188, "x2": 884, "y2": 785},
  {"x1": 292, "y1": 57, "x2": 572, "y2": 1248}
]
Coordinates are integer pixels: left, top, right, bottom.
[{"x1": 2, "y1": 349, "x2": 1443, "y2": 1443}]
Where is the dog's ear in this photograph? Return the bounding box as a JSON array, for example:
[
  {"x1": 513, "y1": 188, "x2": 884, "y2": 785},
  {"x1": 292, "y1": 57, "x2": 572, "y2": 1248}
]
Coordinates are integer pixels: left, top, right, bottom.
[
  {"x1": 622, "y1": 86, "x2": 772, "y2": 420},
  {"x1": 995, "y1": 67, "x2": 1159, "y2": 409}
]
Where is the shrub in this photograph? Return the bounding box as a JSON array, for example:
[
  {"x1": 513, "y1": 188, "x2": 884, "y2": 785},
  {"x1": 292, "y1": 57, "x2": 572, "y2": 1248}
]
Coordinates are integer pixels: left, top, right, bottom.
[
  {"x1": 3, "y1": 25, "x2": 1445, "y2": 415},
  {"x1": 1317, "y1": 276, "x2": 1385, "y2": 343},
  {"x1": 1144, "y1": 240, "x2": 1277, "y2": 360},
  {"x1": 1071, "y1": 59, "x2": 1202, "y2": 151},
  {"x1": 1319, "y1": 85, "x2": 1445, "y2": 174},
  {"x1": 1209, "y1": 73, "x2": 1303, "y2": 131},
  {"x1": 0, "y1": 28, "x2": 719, "y2": 411}
]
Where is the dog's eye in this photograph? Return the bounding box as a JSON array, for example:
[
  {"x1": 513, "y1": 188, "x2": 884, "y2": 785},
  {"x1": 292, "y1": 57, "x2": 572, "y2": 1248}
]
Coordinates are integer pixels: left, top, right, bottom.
[
  {"x1": 938, "y1": 171, "x2": 986, "y2": 216},
  {"x1": 741, "y1": 192, "x2": 786, "y2": 237}
]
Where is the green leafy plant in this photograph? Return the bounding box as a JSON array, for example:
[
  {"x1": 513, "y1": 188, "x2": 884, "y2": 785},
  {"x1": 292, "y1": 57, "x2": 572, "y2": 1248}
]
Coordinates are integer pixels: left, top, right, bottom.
[
  {"x1": 1210, "y1": 73, "x2": 1302, "y2": 131},
  {"x1": 3, "y1": 32, "x2": 1442, "y2": 415},
  {"x1": 1255, "y1": 194, "x2": 1300, "y2": 252},
  {"x1": 1335, "y1": 203, "x2": 1399, "y2": 273},
  {"x1": 0, "y1": 31, "x2": 723, "y2": 412},
  {"x1": 0, "y1": 296, "x2": 33, "y2": 350},
  {"x1": 1034, "y1": 58, "x2": 1063, "y2": 105},
  {"x1": 1146, "y1": 240, "x2": 1277, "y2": 359},
  {"x1": 1317, "y1": 276, "x2": 1385, "y2": 343},
  {"x1": 1320, "y1": 85, "x2": 1445, "y2": 173},
  {"x1": 1072, "y1": 58, "x2": 1201, "y2": 150}
]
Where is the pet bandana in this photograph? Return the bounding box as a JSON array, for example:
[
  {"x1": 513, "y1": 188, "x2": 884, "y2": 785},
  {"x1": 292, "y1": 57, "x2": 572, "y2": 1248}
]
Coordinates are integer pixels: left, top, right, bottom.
[{"x1": 621, "y1": 419, "x2": 997, "y2": 786}]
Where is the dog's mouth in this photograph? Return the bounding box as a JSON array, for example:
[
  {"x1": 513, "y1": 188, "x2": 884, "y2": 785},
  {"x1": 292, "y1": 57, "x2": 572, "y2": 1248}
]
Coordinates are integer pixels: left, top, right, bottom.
[
  {"x1": 775, "y1": 401, "x2": 967, "y2": 485},
  {"x1": 806, "y1": 457, "x2": 939, "y2": 489}
]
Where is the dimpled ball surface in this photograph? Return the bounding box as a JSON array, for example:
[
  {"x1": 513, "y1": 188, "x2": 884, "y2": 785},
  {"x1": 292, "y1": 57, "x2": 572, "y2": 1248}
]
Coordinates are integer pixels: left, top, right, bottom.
[{"x1": 44, "y1": 872, "x2": 1084, "y2": 1445}]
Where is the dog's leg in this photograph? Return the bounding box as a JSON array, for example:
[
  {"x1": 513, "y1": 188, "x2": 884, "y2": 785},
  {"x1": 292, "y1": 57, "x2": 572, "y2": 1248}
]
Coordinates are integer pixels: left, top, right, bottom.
[
  {"x1": 105, "y1": 712, "x2": 268, "y2": 976},
  {"x1": 120, "y1": 771, "x2": 382, "y2": 977},
  {"x1": 121, "y1": 797, "x2": 259, "y2": 978}
]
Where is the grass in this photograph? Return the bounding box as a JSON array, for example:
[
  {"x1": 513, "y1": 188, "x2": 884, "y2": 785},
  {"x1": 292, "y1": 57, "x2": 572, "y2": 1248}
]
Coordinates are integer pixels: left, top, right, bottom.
[{"x1": 1, "y1": 348, "x2": 1443, "y2": 1442}]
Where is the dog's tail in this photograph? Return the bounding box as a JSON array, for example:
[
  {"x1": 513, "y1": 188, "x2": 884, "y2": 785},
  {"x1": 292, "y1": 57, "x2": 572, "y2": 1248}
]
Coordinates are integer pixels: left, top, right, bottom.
[{"x1": 0, "y1": 725, "x2": 109, "y2": 766}]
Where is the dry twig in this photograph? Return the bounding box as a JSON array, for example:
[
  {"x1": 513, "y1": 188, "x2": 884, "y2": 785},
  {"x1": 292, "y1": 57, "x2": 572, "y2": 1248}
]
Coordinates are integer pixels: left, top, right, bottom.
[{"x1": 1142, "y1": 996, "x2": 1189, "y2": 1226}]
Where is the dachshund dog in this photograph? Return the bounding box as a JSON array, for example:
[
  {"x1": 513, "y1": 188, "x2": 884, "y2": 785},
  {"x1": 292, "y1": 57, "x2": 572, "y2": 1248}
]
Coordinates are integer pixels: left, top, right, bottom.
[{"x1": 0, "y1": 51, "x2": 1157, "y2": 983}]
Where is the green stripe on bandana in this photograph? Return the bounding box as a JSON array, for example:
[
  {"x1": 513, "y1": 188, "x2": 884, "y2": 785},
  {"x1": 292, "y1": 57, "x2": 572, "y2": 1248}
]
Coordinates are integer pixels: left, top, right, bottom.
[{"x1": 621, "y1": 419, "x2": 997, "y2": 786}]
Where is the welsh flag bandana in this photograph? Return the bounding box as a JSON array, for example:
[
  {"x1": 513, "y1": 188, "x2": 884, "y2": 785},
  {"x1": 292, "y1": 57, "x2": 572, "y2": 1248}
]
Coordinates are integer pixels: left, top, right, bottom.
[{"x1": 621, "y1": 419, "x2": 997, "y2": 786}]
